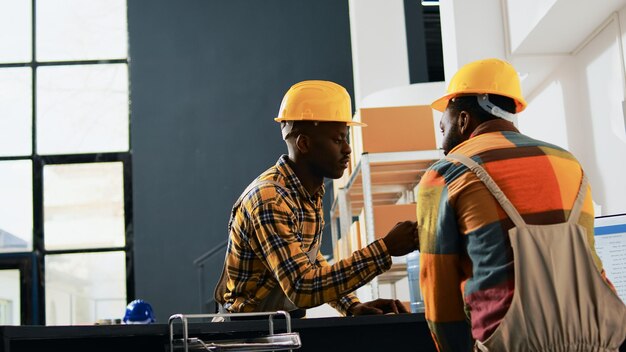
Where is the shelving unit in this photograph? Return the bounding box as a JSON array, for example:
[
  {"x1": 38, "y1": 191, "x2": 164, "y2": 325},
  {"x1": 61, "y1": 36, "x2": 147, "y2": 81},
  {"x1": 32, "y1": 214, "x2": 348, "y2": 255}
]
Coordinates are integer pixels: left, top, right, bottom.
[{"x1": 330, "y1": 149, "x2": 444, "y2": 299}]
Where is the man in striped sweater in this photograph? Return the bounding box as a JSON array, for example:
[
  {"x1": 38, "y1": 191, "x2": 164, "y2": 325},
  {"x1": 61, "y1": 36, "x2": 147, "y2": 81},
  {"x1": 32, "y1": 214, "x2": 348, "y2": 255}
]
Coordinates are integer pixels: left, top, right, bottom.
[{"x1": 416, "y1": 58, "x2": 625, "y2": 351}]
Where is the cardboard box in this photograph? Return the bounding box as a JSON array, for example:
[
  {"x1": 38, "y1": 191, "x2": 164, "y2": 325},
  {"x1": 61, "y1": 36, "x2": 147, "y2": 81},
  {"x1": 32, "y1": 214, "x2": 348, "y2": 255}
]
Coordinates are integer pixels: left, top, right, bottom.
[
  {"x1": 359, "y1": 203, "x2": 417, "y2": 241},
  {"x1": 351, "y1": 105, "x2": 437, "y2": 166}
]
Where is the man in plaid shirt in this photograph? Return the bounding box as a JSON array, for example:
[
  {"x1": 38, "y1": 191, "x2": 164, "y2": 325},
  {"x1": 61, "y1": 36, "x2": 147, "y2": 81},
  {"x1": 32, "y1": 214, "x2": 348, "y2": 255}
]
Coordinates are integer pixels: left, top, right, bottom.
[{"x1": 215, "y1": 80, "x2": 420, "y2": 318}]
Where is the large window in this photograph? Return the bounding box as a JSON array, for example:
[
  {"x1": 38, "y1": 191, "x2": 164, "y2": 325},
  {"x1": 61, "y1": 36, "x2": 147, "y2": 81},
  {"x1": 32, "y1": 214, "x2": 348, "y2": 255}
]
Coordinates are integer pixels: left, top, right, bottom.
[{"x1": 0, "y1": 0, "x2": 131, "y2": 325}]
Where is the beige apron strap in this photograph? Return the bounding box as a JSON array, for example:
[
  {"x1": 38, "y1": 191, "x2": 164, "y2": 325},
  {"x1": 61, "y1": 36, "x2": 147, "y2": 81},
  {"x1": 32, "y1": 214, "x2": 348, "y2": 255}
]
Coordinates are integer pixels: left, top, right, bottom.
[
  {"x1": 448, "y1": 156, "x2": 625, "y2": 351},
  {"x1": 447, "y1": 154, "x2": 526, "y2": 228},
  {"x1": 567, "y1": 173, "x2": 588, "y2": 224},
  {"x1": 213, "y1": 179, "x2": 287, "y2": 306},
  {"x1": 447, "y1": 154, "x2": 588, "y2": 227},
  {"x1": 256, "y1": 245, "x2": 319, "y2": 314}
]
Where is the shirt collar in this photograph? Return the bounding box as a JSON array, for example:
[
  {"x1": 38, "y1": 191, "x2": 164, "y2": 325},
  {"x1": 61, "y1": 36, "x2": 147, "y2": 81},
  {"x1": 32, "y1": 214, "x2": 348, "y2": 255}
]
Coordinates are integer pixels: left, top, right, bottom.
[
  {"x1": 470, "y1": 119, "x2": 519, "y2": 138},
  {"x1": 276, "y1": 155, "x2": 326, "y2": 201},
  {"x1": 447, "y1": 119, "x2": 520, "y2": 155}
]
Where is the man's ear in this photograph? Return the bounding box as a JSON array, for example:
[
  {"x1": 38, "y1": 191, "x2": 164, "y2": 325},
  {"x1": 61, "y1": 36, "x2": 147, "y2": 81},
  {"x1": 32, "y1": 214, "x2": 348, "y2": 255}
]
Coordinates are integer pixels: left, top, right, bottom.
[
  {"x1": 458, "y1": 111, "x2": 471, "y2": 136},
  {"x1": 295, "y1": 134, "x2": 310, "y2": 154}
]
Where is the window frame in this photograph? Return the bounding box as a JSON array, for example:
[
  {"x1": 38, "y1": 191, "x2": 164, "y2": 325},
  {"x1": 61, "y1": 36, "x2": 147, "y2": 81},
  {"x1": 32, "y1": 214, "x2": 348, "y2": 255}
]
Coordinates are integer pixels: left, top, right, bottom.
[{"x1": 0, "y1": 0, "x2": 132, "y2": 325}]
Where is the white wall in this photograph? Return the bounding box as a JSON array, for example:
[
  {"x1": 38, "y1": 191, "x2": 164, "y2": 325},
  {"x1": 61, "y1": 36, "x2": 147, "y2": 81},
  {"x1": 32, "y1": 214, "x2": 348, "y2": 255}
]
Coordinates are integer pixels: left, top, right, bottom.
[
  {"x1": 505, "y1": 0, "x2": 557, "y2": 53},
  {"x1": 435, "y1": 0, "x2": 626, "y2": 216},
  {"x1": 519, "y1": 10, "x2": 626, "y2": 215},
  {"x1": 439, "y1": 0, "x2": 507, "y2": 81},
  {"x1": 348, "y1": 0, "x2": 410, "y2": 106},
  {"x1": 505, "y1": 0, "x2": 626, "y2": 54}
]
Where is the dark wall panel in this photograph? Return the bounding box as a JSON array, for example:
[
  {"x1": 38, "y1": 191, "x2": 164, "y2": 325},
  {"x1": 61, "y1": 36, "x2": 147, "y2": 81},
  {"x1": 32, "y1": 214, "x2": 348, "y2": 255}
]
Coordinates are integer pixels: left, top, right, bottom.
[
  {"x1": 404, "y1": 0, "x2": 429, "y2": 83},
  {"x1": 128, "y1": 0, "x2": 353, "y2": 322},
  {"x1": 404, "y1": 0, "x2": 443, "y2": 83}
]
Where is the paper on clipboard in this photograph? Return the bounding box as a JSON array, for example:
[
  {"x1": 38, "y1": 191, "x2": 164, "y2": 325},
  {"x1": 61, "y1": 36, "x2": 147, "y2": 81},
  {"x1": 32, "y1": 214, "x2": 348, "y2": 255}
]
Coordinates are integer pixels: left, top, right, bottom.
[{"x1": 594, "y1": 215, "x2": 626, "y2": 303}]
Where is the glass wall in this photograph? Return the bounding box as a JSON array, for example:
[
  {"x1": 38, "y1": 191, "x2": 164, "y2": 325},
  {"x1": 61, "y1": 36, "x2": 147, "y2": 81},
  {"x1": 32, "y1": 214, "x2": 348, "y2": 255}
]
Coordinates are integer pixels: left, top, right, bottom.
[{"x1": 0, "y1": 0, "x2": 131, "y2": 325}]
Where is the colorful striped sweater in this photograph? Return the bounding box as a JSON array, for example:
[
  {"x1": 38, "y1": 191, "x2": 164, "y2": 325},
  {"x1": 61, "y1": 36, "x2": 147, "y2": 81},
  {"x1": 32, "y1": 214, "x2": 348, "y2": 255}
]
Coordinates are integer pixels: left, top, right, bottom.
[{"x1": 415, "y1": 119, "x2": 606, "y2": 351}]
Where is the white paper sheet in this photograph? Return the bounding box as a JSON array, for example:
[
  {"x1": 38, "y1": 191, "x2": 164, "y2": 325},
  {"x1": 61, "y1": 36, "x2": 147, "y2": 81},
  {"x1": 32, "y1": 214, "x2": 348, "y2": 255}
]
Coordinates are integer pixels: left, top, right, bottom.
[{"x1": 594, "y1": 215, "x2": 626, "y2": 303}]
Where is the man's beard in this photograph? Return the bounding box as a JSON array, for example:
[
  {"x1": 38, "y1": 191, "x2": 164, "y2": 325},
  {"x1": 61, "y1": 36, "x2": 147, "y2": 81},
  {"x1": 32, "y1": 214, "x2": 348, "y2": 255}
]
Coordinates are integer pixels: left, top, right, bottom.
[{"x1": 443, "y1": 125, "x2": 465, "y2": 155}]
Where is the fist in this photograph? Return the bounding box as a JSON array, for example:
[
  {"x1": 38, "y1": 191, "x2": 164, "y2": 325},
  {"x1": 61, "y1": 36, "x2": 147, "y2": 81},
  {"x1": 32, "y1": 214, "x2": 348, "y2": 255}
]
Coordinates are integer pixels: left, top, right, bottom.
[{"x1": 382, "y1": 221, "x2": 419, "y2": 257}]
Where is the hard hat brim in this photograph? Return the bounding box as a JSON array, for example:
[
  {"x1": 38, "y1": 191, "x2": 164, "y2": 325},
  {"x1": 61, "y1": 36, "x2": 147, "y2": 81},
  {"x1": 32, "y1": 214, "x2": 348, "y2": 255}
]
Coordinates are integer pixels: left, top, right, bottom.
[
  {"x1": 274, "y1": 116, "x2": 367, "y2": 127},
  {"x1": 430, "y1": 91, "x2": 528, "y2": 113},
  {"x1": 430, "y1": 95, "x2": 451, "y2": 112}
]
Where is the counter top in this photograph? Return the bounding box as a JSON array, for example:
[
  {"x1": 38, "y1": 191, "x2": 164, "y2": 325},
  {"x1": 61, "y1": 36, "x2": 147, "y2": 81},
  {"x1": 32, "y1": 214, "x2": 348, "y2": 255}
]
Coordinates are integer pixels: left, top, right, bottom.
[{"x1": 0, "y1": 312, "x2": 436, "y2": 352}]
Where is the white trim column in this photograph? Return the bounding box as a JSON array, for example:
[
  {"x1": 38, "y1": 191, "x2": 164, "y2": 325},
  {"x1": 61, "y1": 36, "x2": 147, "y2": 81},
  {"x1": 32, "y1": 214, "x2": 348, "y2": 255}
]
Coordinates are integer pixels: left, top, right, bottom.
[
  {"x1": 348, "y1": 0, "x2": 410, "y2": 107},
  {"x1": 439, "y1": 0, "x2": 507, "y2": 81}
]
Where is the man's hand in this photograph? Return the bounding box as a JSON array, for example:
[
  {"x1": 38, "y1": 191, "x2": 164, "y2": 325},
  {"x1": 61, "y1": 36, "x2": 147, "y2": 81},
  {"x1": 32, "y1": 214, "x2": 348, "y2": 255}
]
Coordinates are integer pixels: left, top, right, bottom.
[
  {"x1": 349, "y1": 299, "x2": 410, "y2": 316},
  {"x1": 382, "y1": 220, "x2": 419, "y2": 256}
]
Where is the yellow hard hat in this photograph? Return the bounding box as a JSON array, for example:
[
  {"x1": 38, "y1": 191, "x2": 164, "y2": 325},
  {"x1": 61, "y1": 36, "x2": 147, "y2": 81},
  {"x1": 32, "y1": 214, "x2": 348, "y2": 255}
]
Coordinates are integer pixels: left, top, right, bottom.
[
  {"x1": 275, "y1": 80, "x2": 366, "y2": 126},
  {"x1": 431, "y1": 58, "x2": 527, "y2": 113}
]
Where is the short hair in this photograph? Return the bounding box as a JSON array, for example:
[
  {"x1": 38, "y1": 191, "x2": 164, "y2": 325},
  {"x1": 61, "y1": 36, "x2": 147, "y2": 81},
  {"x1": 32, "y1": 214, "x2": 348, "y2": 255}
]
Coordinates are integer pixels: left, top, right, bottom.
[
  {"x1": 281, "y1": 120, "x2": 319, "y2": 140},
  {"x1": 447, "y1": 94, "x2": 516, "y2": 123}
]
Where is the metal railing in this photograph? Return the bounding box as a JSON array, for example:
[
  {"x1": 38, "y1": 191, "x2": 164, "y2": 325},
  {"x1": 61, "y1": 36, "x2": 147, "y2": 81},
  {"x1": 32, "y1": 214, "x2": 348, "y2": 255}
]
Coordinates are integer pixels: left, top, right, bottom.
[{"x1": 193, "y1": 241, "x2": 227, "y2": 313}]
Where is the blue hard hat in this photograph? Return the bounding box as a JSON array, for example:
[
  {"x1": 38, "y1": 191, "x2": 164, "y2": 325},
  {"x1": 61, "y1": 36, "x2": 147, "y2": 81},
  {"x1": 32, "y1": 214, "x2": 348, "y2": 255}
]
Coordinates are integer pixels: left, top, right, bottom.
[{"x1": 123, "y1": 299, "x2": 156, "y2": 324}]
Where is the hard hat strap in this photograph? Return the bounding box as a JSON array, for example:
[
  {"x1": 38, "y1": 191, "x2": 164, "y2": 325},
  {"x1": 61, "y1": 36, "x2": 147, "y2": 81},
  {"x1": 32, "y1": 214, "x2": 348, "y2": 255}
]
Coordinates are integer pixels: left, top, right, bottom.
[{"x1": 477, "y1": 94, "x2": 516, "y2": 121}]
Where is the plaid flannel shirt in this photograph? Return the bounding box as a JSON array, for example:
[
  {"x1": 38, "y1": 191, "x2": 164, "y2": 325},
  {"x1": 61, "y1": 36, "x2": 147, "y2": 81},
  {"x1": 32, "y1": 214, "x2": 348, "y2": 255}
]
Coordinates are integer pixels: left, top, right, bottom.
[{"x1": 224, "y1": 155, "x2": 392, "y2": 315}]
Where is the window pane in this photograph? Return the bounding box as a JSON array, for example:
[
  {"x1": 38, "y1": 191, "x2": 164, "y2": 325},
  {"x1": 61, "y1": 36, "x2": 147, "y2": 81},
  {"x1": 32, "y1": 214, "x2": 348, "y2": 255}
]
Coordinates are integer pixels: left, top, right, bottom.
[
  {"x1": 36, "y1": 0, "x2": 127, "y2": 61},
  {"x1": 45, "y1": 252, "x2": 126, "y2": 325},
  {"x1": 0, "y1": 67, "x2": 32, "y2": 156},
  {"x1": 0, "y1": 160, "x2": 33, "y2": 253},
  {"x1": 37, "y1": 64, "x2": 129, "y2": 155},
  {"x1": 0, "y1": 270, "x2": 21, "y2": 325},
  {"x1": 44, "y1": 162, "x2": 125, "y2": 251},
  {"x1": 0, "y1": 0, "x2": 31, "y2": 63}
]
